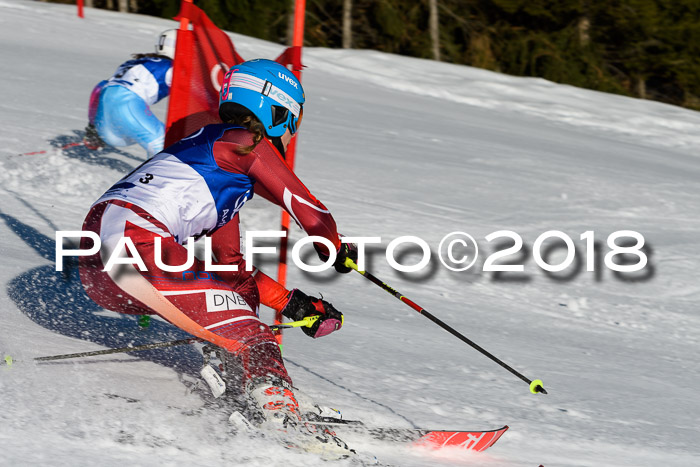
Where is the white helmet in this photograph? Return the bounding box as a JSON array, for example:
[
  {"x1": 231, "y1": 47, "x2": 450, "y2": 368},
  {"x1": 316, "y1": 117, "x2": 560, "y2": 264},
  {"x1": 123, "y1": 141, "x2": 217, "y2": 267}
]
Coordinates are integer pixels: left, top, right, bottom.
[{"x1": 155, "y1": 29, "x2": 177, "y2": 59}]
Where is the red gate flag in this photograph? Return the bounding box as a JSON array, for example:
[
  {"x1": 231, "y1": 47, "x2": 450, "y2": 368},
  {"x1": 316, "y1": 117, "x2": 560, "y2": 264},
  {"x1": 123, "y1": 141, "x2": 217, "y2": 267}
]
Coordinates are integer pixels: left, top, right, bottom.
[{"x1": 165, "y1": 1, "x2": 245, "y2": 147}]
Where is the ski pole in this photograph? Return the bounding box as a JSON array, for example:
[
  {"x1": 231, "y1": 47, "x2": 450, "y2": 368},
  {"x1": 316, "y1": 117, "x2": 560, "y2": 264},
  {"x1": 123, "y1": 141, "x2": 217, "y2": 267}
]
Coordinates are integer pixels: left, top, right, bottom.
[
  {"x1": 344, "y1": 258, "x2": 547, "y2": 395},
  {"x1": 272, "y1": 315, "x2": 319, "y2": 329},
  {"x1": 1, "y1": 316, "x2": 319, "y2": 365},
  {"x1": 33, "y1": 338, "x2": 199, "y2": 362}
]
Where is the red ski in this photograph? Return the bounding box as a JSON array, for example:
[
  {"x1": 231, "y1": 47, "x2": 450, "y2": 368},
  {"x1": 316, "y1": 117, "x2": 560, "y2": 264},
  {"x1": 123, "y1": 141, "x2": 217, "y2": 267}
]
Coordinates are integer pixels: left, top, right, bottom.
[
  {"x1": 412, "y1": 425, "x2": 508, "y2": 451},
  {"x1": 307, "y1": 418, "x2": 508, "y2": 452}
]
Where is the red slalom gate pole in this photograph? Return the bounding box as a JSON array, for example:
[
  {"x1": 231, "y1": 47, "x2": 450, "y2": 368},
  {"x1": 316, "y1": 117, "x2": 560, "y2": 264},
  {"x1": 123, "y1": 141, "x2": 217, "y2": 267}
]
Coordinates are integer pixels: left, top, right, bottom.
[
  {"x1": 164, "y1": 0, "x2": 194, "y2": 139},
  {"x1": 77, "y1": 0, "x2": 84, "y2": 18},
  {"x1": 178, "y1": 0, "x2": 192, "y2": 30},
  {"x1": 274, "y1": 0, "x2": 306, "y2": 349}
]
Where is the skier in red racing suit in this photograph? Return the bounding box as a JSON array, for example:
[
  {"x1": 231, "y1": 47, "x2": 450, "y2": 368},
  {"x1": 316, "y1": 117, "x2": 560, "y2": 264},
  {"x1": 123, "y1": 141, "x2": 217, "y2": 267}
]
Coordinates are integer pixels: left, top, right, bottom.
[{"x1": 78, "y1": 59, "x2": 358, "y2": 435}]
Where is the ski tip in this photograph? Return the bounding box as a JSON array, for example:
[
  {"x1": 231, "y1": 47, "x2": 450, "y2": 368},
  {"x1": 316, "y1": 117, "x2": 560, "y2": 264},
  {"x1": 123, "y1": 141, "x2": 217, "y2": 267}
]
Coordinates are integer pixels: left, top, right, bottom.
[{"x1": 530, "y1": 379, "x2": 547, "y2": 394}]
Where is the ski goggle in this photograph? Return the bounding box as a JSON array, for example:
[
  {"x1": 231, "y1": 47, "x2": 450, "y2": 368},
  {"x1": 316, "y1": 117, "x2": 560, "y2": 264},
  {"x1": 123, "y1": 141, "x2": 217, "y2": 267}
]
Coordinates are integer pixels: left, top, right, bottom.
[
  {"x1": 272, "y1": 105, "x2": 303, "y2": 135},
  {"x1": 290, "y1": 105, "x2": 303, "y2": 134}
]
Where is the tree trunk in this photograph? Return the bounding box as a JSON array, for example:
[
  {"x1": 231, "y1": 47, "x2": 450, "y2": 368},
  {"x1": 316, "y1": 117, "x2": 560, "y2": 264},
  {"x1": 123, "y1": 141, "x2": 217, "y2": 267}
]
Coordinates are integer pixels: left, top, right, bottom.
[
  {"x1": 429, "y1": 0, "x2": 440, "y2": 61},
  {"x1": 118, "y1": 0, "x2": 128, "y2": 13},
  {"x1": 342, "y1": 0, "x2": 352, "y2": 49},
  {"x1": 635, "y1": 77, "x2": 647, "y2": 99},
  {"x1": 106, "y1": 0, "x2": 114, "y2": 10},
  {"x1": 85, "y1": 0, "x2": 94, "y2": 8},
  {"x1": 578, "y1": 16, "x2": 590, "y2": 46},
  {"x1": 287, "y1": 0, "x2": 295, "y2": 46},
  {"x1": 129, "y1": 0, "x2": 138, "y2": 13}
]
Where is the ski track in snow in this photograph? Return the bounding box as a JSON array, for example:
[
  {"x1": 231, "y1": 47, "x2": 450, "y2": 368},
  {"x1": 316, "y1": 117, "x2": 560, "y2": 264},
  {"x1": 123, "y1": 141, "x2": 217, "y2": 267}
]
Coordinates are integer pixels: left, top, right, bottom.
[{"x1": 1, "y1": 1, "x2": 699, "y2": 466}]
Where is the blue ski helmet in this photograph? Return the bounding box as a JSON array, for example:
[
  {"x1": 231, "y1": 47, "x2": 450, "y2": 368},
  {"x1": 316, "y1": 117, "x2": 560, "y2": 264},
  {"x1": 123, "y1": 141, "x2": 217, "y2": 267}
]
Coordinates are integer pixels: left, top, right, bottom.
[{"x1": 219, "y1": 59, "x2": 305, "y2": 138}]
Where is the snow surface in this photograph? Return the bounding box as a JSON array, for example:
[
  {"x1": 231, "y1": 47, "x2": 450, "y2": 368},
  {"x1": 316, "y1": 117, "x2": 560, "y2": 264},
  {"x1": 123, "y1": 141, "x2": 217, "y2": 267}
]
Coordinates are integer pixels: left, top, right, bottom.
[{"x1": 1, "y1": 1, "x2": 700, "y2": 466}]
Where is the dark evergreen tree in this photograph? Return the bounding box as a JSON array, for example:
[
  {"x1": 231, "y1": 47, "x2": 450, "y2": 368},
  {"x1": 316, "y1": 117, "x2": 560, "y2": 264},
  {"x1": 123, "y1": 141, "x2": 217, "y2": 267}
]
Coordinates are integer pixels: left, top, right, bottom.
[{"x1": 69, "y1": 0, "x2": 700, "y2": 109}]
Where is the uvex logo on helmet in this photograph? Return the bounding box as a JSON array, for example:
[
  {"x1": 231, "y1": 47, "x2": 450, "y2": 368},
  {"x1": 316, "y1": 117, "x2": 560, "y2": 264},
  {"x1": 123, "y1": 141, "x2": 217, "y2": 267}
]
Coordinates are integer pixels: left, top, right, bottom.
[
  {"x1": 278, "y1": 72, "x2": 299, "y2": 89},
  {"x1": 269, "y1": 88, "x2": 296, "y2": 109}
]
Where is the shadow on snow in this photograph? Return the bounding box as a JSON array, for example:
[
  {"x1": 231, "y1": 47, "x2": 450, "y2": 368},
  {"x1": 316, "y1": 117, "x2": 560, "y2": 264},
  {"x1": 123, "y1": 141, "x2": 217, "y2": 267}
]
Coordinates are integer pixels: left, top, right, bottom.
[
  {"x1": 48, "y1": 129, "x2": 144, "y2": 173},
  {"x1": 1, "y1": 209, "x2": 201, "y2": 376}
]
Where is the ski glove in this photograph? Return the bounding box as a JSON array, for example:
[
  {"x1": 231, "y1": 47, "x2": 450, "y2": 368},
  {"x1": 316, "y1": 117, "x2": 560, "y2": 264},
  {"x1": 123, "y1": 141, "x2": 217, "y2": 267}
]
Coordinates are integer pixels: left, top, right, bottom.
[
  {"x1": 315, "y1": 239, "x2": 358, "y2": 274},
  {"x1": 333, "y1": 241, "x2": 358, "y2": 273},
  {"x1": 282, "y1": 289, "x2": 344, "y2": 338}
]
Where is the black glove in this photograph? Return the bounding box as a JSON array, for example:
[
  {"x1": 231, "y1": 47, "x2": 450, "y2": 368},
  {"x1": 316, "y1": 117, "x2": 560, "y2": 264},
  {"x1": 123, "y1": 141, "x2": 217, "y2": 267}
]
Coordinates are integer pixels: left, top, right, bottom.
[
  {"x1": 281, "y1": 289, "x2": 344, "y2": 338},
  {"x1": 333, "y1": 242, "x2": 358, "y2": 273},
  {"x1": 314, "y1": 239, "x2": 358, "y2": 274}
]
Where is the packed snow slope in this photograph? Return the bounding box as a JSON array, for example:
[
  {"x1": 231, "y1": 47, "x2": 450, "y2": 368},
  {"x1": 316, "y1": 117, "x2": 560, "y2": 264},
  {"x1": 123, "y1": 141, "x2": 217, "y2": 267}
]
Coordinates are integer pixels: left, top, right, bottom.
[{"x1": 1, "y1": 1, "x2": 699, "y2": 466}]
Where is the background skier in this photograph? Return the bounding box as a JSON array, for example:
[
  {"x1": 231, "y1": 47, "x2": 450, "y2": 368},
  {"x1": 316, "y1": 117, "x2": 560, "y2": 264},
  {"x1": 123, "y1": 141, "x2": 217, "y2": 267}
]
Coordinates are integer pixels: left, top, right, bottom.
[{"x1": 84, "y1": 30, "x2": 176, "y2": 157}]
